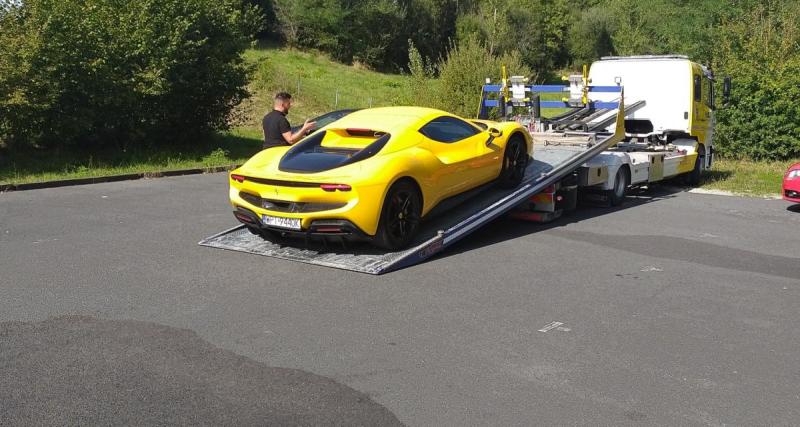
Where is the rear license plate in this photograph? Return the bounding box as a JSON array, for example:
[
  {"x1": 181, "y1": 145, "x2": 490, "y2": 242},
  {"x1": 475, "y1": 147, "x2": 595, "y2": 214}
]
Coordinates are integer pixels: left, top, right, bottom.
[{"x1": 262, "y1": 215, "x2": 301, "y2": 230}]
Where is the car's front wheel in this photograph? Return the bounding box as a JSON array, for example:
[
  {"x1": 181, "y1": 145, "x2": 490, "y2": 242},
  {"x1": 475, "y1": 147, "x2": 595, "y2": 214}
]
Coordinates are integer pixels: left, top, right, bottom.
[
  {"x1": 374, "y1": 180, "x2": 422, "y2": 250},
  {"x1": 499, "y1": 136, "x2": 528, "y2": 188}
]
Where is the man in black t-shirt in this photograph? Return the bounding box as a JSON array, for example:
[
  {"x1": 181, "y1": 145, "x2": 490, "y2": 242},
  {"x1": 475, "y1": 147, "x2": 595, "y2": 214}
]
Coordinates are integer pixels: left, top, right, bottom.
[{"x1": 261, "y1": 92, "x2": 316, "y2": 149}]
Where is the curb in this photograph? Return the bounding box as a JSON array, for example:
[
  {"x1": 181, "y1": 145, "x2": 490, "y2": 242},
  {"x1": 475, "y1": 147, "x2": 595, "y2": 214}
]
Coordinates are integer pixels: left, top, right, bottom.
[
  {"x1": 688, "y1": 187, "x2": 783, "y2": 200},
  {"x1": 0, "y1": 164, "x2": 241, "y2": 193}
]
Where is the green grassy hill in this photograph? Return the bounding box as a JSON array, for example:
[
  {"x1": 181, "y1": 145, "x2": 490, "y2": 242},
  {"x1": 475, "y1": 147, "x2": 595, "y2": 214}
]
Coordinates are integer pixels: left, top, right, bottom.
[{"x1": 234, "y1": 45, "x2": 411, "y2": 132}]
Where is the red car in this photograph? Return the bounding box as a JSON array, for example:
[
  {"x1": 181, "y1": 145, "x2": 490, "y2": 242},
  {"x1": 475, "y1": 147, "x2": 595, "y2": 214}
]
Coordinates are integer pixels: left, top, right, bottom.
[{"x1": 784, "y1": 162, "x2": 800, "y2": 204}]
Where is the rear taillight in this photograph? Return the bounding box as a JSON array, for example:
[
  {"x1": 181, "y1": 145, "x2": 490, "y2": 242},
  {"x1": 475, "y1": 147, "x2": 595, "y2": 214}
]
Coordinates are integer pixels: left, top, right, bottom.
[
  {"x1": 320, "y1": 184, "x2": 352, "y2": 192},
  {"x1": 230, "y1": 174, "x2": 246, "y2": 183}
]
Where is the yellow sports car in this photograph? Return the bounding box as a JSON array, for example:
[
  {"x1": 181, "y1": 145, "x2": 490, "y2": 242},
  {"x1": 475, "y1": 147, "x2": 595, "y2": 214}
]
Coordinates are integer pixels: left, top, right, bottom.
[{"x1": 229, "y1": 106, "x2": 532, "y2": 250}]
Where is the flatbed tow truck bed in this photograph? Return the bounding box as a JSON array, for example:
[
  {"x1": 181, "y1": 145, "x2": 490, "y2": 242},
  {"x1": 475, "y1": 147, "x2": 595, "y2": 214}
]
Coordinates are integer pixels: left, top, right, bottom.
[{"x1": 199, "y1": 105, "x2": 624, "y2": 274}]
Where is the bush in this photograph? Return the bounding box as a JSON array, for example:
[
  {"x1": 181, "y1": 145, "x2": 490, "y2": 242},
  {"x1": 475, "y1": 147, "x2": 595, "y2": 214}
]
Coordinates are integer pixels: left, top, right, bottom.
[
  {"x1": 0, "y1": 0, "x2": 262, "y2": 150},
  {"x1": 434, "y1": 36, "x2": 532, "y2": 117},
  {"x1": 713, "y1": 3, "x2": 800, "y2": 160}
]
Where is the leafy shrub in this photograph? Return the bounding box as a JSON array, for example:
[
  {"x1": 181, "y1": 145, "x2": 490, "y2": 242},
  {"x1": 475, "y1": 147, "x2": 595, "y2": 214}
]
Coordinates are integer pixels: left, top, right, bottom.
[
  {"x1": 0, "y1": 0, "x2": 262, "y2": 150},
  {"x1": 713, "y1": 2, "x2": 800, "y2": 160},
  {"x1": 434, "y1": 36, "x2": 532, "y2": 117}
]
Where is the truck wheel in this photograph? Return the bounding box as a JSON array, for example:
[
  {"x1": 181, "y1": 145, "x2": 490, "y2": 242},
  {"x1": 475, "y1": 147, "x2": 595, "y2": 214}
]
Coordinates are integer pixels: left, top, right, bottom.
[
  {"x1": 498, "y1": 137, "x2": 528, "y2": 188},
  {"x1": 686, "y1": 149, "x2": 704, "y2": 186},
  {"x1": 374, "y1": 180, "x2": 422, "y2": 250},
  {"x1": 606, "y1": 166, "x2": 629, "y2": 207}
]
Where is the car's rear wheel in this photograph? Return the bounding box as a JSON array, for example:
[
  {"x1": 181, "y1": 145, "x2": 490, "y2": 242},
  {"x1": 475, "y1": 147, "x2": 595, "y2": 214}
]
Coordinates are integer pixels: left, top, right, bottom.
[
  {"x1": 499, "y1": 136, "x2": 528, "y2": 188},
  {"x1": 374, "y1": 180, "x2": 422, "y2": 250}
]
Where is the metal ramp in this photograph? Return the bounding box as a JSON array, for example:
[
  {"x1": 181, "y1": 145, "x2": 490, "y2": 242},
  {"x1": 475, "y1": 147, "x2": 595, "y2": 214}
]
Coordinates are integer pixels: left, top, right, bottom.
[{"x1": 200, "y1": 86, "x2": 626, "y2": 274}]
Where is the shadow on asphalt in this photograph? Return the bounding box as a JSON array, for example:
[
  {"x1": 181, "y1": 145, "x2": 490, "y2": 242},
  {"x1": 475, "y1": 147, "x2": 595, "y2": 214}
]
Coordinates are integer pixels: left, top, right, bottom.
[
  {"x1": 442, "y1": 185, "x2": 685, "y2": 258},
  {"x1": 440, "y1": 185, "x2": 800, "y2": 280},
  {"x1": 0, "y1": 316, "x2": 402, "y2": 426},
  {"x1": 787, "y1": 203, "x2": 800, "y2": 213}
]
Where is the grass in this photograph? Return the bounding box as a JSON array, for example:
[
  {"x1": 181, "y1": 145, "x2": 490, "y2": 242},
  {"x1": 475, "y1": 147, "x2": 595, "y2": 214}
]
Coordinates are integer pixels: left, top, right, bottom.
[
  {"x1": 0, "y1": 128, "x2": 263, "y2": 185},
  {"x1": 699, "y1": 158, "x2": 796, "y2": 197},
  {"x1": 235, "y1": 42, "x2": 411, "y2": 129}
]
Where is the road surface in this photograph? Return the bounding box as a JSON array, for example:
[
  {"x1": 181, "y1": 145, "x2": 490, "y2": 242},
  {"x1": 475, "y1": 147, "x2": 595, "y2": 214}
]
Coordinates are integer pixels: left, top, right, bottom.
[{"x1": 1, "y1": 173, "x2": 799, "y2": 426}]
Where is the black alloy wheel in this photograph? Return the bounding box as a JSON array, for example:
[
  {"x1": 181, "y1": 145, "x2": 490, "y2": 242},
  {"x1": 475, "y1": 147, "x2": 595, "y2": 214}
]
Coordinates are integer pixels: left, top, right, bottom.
[
  {"x1": 499, "y1": 137, "x2": 528, "y2": 188},
  {"x1": 375, "y1": 180, "x2": 422, "y2": 250}
]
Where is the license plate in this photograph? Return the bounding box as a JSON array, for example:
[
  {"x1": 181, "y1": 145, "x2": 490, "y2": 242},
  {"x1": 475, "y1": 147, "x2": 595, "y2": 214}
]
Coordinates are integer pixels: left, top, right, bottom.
[{"x1": 262, "y1": 215, "x2": 301, "y2": 230}]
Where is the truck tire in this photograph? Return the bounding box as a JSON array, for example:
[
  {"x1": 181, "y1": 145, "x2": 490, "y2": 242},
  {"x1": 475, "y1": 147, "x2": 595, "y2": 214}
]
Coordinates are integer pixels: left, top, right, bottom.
[
  {"x1": 686, "y1": 146, "x2": 705, "y2": 186},
  {"x1": 606, "y1": 166, "x2": 629, "y2": 207}
]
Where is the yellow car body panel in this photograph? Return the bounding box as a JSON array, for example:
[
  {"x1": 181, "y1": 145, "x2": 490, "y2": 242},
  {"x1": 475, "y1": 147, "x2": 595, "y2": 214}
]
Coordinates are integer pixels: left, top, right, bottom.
[{"x1": 229, "y1": 106, "x2": 532, "y2": 238}]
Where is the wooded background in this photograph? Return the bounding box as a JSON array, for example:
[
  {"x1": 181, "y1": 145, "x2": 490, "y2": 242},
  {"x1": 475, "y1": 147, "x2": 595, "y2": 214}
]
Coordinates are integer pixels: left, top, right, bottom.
[{"x1": 1, "y1": 0, "x2": 798, "y2": 160}]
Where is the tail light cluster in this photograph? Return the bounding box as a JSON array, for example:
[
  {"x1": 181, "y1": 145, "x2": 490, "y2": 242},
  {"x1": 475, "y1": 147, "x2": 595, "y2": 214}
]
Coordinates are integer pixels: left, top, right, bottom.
[{"x1": 320, "y1": 184, "x2": 352, "y2": 192}]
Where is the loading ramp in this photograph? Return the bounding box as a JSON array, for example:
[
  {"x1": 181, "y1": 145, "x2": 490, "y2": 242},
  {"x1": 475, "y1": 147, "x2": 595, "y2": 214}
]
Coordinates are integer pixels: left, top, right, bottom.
[{"x1": 200, "y1": 87, "x2": 626, "y2": 274}]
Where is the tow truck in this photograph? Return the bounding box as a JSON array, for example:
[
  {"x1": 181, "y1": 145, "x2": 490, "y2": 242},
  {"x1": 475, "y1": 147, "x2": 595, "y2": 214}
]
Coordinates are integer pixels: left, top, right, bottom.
[{"x1": 201, "y1": 55, "x2": 723, "y2": 274}]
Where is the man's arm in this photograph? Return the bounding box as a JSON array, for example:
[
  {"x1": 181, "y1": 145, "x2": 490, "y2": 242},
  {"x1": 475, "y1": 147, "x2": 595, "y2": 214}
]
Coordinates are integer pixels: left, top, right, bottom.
[{"x1": 282, "y1": 119, "x2": 317, "y2": 145}]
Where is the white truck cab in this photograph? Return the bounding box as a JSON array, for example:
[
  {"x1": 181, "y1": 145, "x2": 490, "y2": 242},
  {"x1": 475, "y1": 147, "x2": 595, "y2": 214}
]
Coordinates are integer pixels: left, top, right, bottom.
[{"x1": 582, "y1": 55, "x2": 715, "y2": 194}]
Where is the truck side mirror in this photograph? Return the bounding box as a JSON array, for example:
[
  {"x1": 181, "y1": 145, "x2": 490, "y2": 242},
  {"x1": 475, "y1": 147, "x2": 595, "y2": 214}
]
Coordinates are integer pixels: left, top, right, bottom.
[{"x1": 722, "y1": 77, "x2": 732, "y2": 105}]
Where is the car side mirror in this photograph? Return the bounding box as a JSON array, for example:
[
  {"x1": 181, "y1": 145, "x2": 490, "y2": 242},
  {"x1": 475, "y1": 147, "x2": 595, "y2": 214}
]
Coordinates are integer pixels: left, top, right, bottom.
[{"x1": 722, "y1": 77, "x2": 732, "y2": 105}]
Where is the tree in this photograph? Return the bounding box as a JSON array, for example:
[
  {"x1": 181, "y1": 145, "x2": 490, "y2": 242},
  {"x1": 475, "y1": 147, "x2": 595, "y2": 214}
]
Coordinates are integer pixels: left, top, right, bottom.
[
  {"x1": 712, "y1": 1, "x2": 800, "y2": 160},
  {"x1": 0, "y1": 0, "x2": 263, "y2": 150},
  {"x1": 454, "y1": 0, "x2": 570, "y2": 81},
  {"x1": 273, "y1": 0, "x2": 343, "y2": 52},
  {"x1": 435, "y1": 36, "x2": 532, "y2": 117},
  {"x1": 568, "y1": 6, "x2": 616, "y2": 66}
]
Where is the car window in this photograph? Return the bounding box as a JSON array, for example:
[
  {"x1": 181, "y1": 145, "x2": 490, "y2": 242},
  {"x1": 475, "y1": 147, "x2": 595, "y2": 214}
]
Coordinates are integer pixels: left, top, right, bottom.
[
  {"x1": 470, "y1": 121, "x2": 488, "y2": 130},
  {"x1": 314, "y1": 110, "x2": 353, "y2": 129},
  {"x1": 419, "y1": 116, "x2": 481, "y2": 143},
  {"x1": 292, "y1": 109, "x2": 356, "y2": 133}
]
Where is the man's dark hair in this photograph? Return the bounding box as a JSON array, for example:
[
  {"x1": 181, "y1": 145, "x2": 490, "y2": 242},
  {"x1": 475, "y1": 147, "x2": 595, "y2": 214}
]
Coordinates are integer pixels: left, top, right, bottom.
[{"x1": 275, "y1": 92, "x2": 292, "y2": 101}]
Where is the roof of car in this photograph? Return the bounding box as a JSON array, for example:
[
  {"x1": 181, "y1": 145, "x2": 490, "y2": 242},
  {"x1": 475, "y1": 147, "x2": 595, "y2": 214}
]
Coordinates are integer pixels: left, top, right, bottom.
[{"x1": 327, "y1": 106, "x2": 450, "y2": 133}]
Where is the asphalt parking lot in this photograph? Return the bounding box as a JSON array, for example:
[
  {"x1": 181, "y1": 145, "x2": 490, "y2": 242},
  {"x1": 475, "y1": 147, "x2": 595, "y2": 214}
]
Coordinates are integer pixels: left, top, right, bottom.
[{"x1": 1, "y1": 173, "x2": 799, "y2": 426}]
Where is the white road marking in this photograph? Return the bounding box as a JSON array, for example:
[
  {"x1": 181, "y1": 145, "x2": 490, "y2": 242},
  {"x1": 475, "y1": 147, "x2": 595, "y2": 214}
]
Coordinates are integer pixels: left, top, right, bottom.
[
  {"x1": 538, "y1": 321, "x2": 564, "y2": 333},
  {"x1": 641, "y1": 266, "x2": 664, "y2": 272},
  {"x1": 688, "y1": 187, "x2": 781, "y2": 199}
]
